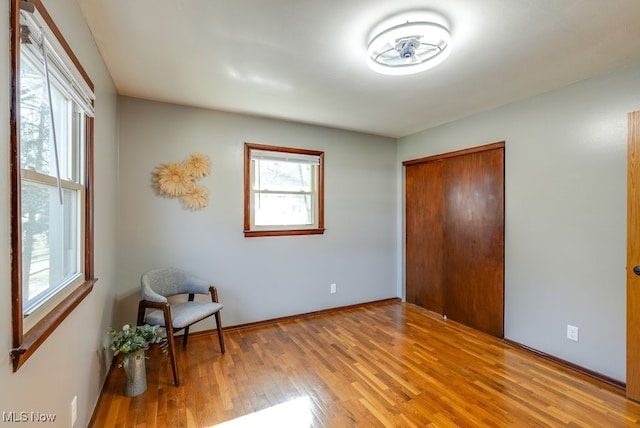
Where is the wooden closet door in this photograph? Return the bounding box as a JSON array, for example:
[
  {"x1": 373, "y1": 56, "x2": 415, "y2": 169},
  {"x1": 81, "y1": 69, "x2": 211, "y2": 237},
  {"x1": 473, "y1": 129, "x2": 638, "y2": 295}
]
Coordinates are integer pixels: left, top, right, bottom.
[
  {"x1": 404, "y1": 143, "x2": 504, "y2": 338},
  {"x1": 442, "y1": 148, "x2": 504, "y2": 338},
  {"x1": 405, "y1": 161, "x2": 444, "y2": 313}
]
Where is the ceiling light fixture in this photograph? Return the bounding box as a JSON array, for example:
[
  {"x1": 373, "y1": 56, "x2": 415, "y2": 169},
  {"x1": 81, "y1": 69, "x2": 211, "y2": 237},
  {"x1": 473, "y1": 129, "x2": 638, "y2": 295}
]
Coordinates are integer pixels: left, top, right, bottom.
[{"x1": 367, "y1": 17, "x2": 452, "y2": 76}]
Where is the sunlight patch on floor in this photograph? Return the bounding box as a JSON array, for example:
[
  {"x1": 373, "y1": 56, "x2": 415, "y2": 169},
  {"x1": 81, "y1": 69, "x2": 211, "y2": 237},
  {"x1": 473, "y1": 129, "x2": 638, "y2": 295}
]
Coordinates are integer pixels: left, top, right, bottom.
[{"x1": 212, "y1": 396, "x2": 313, "y2": 428}]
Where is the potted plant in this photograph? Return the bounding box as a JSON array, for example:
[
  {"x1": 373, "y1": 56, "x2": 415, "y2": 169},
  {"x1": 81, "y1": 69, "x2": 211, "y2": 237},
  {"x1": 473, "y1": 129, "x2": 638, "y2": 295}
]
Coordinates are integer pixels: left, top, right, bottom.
[{"x1": 108, "y1": 323, "x2": 167, "y2": 396}]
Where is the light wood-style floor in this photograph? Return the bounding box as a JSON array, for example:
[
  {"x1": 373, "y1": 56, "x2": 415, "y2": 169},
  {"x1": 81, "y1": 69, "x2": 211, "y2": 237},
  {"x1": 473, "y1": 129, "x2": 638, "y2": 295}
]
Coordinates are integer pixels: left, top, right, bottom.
[{"x1": 90, "y1": 300, "x2": 640, "y2": 427}]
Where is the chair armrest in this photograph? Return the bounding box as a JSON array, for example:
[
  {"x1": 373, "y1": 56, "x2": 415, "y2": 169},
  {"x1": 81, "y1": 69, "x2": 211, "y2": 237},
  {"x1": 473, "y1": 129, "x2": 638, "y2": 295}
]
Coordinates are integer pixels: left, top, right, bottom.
[
  {"x1": 137, "y1": 300, "x2": 170, "y2": 326},
  {"x1": 139, "y1": 300, "x2": 170, "y2": 310},
  {"x1": 209, "y1": 286, "x2": 220, "y2": 303}
]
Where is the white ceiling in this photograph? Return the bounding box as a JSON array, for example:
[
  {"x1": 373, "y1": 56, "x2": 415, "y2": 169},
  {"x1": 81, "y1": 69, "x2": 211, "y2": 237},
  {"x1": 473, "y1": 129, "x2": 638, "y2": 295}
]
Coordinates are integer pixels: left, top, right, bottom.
[{"x1": 77, "y1": 0, "x2": 640, "y2": 138}]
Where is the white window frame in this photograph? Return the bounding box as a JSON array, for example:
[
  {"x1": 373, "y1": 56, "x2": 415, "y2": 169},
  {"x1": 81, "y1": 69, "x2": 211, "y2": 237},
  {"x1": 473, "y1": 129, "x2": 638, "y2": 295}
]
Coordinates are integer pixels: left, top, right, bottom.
[{"x1": 244, "y1": 143, "x2": 325, "y2": 237}]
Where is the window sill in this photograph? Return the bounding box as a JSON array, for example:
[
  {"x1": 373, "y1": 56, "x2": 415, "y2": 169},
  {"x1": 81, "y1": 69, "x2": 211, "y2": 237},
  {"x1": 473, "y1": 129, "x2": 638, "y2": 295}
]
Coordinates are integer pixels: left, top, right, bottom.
[
  {"x1": 10, "y1": 278, "x2": 97, "y2": 372},
  {"x1": 244, "y1": 228, "x2": 325, "y2": 238}
]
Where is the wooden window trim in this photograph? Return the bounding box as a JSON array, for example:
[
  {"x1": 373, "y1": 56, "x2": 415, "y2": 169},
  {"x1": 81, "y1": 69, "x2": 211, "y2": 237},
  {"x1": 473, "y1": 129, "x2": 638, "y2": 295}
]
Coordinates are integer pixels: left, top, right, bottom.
[
  {"x1": 244, "y1": 143, "x2": 325, "y2": 237},
  {"x1": 9, "y1": 0, "x2": 96, "y2": 372}
]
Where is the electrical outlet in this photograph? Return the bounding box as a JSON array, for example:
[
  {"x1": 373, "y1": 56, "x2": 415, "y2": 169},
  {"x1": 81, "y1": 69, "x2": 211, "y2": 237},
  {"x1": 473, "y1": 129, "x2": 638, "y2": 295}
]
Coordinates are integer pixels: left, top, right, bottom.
[
  {"x1": 330, "y1": 283, "x2": 337, "y2": 294},
  {"x1": 71, "y1": 396, "x2": 77, "y2": 427},
  {"x1": 567, "y1": 324, "x2": 579, "y2": 342}
]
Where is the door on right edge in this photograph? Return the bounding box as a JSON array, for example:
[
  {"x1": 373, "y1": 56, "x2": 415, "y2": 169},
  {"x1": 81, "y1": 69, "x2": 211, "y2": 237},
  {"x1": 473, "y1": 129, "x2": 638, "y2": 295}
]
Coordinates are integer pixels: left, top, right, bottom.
[{"x1": 627, "y1": 111, "x2": 640, "y2": 402}]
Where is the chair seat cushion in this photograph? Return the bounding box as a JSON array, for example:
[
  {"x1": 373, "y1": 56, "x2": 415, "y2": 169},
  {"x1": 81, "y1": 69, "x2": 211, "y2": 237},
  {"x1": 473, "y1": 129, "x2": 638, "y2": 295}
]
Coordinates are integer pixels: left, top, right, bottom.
[{"x1": 145, "y1": 301, "x2": 223, "y2": 329}]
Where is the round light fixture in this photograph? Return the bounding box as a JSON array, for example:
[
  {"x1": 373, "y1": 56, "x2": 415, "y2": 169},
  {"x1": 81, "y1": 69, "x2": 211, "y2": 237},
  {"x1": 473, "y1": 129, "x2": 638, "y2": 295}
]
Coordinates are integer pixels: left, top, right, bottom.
[{"x1": 367, "y1": 19, "x2": 452, "y2": 76}]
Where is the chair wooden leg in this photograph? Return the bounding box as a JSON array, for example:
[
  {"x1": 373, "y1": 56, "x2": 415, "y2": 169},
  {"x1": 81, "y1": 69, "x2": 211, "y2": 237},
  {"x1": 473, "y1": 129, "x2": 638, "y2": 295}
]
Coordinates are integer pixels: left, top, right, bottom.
[
  {"x1": 136, "y1": 301, "x2": 146, "y2": 326},
  {"x1": 166, "y1": 327, "x2": 179, "y2": 387},
  {"x1": 162, "y1": 306, "x2": 179, "y2": 387},
  {"x1": 183, "y1": 326, "x2": 189, "y2": 348},
  {"x1": 215, "y1": 311, "x2": 225, "y2": 354}
]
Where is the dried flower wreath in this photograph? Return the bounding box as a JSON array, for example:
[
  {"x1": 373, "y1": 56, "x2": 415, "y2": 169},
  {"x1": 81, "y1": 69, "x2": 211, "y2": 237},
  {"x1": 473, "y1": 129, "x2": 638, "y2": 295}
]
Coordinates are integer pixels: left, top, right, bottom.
[{"x1": 152, "y1": 153, "x2": 211, "y2": 210}]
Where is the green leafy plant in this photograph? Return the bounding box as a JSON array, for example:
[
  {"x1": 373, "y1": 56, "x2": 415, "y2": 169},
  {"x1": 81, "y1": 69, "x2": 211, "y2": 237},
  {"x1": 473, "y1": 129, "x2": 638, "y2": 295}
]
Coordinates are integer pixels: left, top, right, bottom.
[{"x1": 108, "y1": 324, "x2": 168, "y2": 366}]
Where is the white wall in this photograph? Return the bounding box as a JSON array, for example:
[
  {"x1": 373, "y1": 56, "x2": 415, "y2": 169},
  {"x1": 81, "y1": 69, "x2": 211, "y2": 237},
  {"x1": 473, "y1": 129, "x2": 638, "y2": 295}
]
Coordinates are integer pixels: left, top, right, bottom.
[
  {"x1": 0, "y1": 1, "x2": 119, "y2": 426},
  {"x1": 117, "y1": 97, "x2": 398, "y2": 329},
  {"x1": 398, "y1": 63, "x2": 640, "y2": 382}
]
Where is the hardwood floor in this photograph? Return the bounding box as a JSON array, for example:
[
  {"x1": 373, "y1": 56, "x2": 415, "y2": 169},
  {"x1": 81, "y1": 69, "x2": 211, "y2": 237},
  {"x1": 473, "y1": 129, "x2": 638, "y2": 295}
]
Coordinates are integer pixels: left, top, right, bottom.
[{"x1": 90, "y1": 300, "x2": 640, "y2": 427}]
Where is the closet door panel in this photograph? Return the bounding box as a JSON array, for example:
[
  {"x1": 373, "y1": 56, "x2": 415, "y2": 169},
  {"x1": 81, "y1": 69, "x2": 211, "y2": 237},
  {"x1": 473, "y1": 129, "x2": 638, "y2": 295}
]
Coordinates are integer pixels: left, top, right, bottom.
[
  {"x1": 405, "y1": 161, "x2": 444, "y2": 313},
  {"x1": 443, "y1": 148, "x2": 504, "y2": 337}
]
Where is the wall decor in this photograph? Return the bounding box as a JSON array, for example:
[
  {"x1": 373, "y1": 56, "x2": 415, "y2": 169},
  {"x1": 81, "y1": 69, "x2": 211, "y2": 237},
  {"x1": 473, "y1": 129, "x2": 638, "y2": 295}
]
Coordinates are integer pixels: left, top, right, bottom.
[{"x1": 152, "y1": 153, "x2": 211, "y2": 210}]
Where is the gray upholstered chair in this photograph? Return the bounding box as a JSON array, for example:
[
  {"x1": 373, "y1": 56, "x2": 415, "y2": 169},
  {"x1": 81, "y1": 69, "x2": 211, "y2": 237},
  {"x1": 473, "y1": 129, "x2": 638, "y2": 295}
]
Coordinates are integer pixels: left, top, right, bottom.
[{"x1": 136, "y1": 268, "x2": 225, "y2": 386}]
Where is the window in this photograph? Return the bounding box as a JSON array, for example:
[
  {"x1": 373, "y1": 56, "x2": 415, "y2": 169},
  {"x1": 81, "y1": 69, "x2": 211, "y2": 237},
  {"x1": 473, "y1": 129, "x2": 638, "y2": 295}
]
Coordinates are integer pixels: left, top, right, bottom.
[
  {"x1": 244, "y1": 143, "x2": 324, "y2": 237},
  {"x1": 10, "y1": 0, "x2": 96, "y2": 371}
]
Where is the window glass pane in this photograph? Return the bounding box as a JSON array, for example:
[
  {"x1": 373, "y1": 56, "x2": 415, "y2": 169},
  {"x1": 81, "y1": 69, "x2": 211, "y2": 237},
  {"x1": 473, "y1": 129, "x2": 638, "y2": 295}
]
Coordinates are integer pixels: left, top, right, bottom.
[
  {"x1": 21, "y1": 181, "x2": 80, "y2": 314},
  {"x1": 20, "y1": 54, "x2": 52, "y2": 175},
  {"x1": 51, "y1": 85, "x2": 72, "y2": 180},
  {"x1": 254, "y1": 159, "x2": 312, "y2": 192},
  {"x1": 20, "y1": 53, "x2": 74, "y2": 180},
  {"x1": 254, "y1": 193, "x2": 313, "y2": 226}
]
